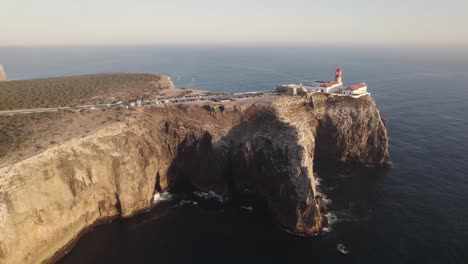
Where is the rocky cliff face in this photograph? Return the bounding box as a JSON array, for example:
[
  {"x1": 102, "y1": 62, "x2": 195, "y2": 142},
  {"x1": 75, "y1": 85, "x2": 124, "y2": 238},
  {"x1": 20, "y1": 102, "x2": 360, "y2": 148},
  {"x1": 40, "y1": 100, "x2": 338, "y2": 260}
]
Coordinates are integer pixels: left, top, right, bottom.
[
  {"x1": 0, "y1": 93, "x2": 389, "y2": 264},
  {"x1": 0, "y1": 64, "x2": 6, "y2": 81}
]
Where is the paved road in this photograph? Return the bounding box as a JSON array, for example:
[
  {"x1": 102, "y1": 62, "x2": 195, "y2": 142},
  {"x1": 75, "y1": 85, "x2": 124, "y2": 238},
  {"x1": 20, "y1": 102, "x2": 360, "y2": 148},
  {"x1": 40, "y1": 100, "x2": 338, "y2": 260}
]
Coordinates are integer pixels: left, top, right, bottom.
[{"x1": 0, "y1": 90, "x2": 278, "y2": 116}]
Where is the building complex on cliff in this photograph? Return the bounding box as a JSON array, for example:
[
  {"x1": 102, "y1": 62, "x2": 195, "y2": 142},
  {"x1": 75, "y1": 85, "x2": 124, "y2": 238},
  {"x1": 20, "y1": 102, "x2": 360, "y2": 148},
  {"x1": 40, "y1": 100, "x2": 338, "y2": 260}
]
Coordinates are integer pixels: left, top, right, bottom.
[{"x1": 276, "y1": 67, "x2": 368, "y2": 97}]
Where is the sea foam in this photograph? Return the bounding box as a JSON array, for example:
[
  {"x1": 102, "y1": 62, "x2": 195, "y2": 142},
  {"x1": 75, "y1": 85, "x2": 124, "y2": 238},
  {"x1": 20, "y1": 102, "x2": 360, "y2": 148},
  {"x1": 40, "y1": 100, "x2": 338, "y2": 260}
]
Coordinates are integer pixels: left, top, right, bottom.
[
  {"x1": 337, "y1": 243, "x2": 350, "y2": 254},
  {"x1": 193, "y1": 191, "x2": 224, "y2": 203},
  {"x1": 153, "y1": 191, "x2": 173, "y2": 205},
  {"x1": 240, "y1": 206, "x2": 254, "y2": 211}
]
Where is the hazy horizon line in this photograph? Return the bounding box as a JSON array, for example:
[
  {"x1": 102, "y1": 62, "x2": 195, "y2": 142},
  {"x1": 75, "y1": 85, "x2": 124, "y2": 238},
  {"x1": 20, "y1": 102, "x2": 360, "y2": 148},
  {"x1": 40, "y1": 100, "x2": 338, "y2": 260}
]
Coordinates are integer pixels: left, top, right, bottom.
[{"x1": 1, "y1": 41, "x2": 467, "y2": 49}]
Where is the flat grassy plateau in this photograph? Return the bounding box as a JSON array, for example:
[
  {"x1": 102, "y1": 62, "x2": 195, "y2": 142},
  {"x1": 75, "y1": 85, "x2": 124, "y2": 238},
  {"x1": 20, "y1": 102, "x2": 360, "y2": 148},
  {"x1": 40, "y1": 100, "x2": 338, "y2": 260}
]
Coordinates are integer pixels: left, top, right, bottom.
[
  {"x1": 0, "y1": 73, "x2": 166, "y2": 160},
  {"x1": 0, "y1": 73, "x2": 164, "y2": 111}
]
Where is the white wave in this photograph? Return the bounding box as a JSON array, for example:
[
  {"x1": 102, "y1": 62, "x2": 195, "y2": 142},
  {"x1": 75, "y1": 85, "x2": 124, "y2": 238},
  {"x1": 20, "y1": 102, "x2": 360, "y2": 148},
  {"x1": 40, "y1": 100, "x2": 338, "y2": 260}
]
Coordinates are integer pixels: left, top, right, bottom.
[
  {"x1": 193, "y1": 191, "x2": 224, "y2": 203},
  {"x1": 193, "y1": 191, "x2": 207, "y2": 198},
  {"x1": 153, "y1": 191, "x2": 173, "y2": 205},
  {"x1": 240, "y1": 206, "x2": 254, "y2": 211},
  {"x1": 325, "y1": 212, "x2": 338, "y2": 225},
  {"x1": 315, "y1": 190, "x2": 332, "y2": 206},
  {"x1": 179, "y1": 200, "x2": 198, "y2": 205},
  {"x1": 315, "y1": 177, "x2": 322, "y2": 186},
  {"x1": 337, "y1": 243, "x2": 350, "y2": 254},
  {"x1": 282, "y1": 228, "x2": 296, "y2": 235},
  {"x1": 153, "y1": 193, "x2": 160, "y2": 204},
  {"x1": 321, "y1": 196, "x2": 332, "y2": 205}
]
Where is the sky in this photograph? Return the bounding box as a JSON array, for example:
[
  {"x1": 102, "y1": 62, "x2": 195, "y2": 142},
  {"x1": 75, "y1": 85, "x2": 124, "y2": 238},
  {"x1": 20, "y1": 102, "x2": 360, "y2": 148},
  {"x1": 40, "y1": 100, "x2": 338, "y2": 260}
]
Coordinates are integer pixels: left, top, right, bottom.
[{"x1": 1, "y1": 0, "x2": 467, "y2": 46}]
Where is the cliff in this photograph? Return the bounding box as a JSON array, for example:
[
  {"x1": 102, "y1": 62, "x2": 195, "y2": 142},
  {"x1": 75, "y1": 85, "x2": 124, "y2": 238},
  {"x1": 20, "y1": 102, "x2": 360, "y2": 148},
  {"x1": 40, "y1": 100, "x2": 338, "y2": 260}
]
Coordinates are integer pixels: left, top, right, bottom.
[
  {"x1": 0, "y1": 91, "x2": 389, "y2": 263},
  {"x1": 0, "y1": 64, "x2": 6, "y2": 81}
]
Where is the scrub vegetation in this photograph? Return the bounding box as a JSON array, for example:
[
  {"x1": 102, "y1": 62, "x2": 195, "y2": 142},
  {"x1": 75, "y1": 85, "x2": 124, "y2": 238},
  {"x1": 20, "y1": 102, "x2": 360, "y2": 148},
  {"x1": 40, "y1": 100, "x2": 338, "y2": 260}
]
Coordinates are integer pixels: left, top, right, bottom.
[
  {"x1": 0, "y1": 73, "x2": 163, "y2": 110},
  {"x1": 0, "y1": 113, "x2": 53, "y2": 158}
]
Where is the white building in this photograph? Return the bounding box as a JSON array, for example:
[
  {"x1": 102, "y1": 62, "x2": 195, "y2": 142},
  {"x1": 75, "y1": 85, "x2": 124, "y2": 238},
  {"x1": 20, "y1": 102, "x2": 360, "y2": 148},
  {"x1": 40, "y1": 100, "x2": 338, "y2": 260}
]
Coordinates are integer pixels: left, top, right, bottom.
[
  {"x1": 343, "y1": 83, "x2": 368, "y2": 95},
  {"x1": 311, "y1": 81, "x2": 343, "y2": 93},
  {"x1": 276, "y1": 84, "x2": 309, "y2": 95}
]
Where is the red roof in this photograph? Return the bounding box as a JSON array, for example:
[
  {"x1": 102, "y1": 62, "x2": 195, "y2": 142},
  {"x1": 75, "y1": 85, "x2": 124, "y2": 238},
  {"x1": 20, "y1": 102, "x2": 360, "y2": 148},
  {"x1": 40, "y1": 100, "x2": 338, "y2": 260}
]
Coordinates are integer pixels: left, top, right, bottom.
[
  {"x1": 320, "y1": 81, "x2": 341, "y2": 88},
  {"x1": 346, "y1": 83, "x2": 367, "y2": 91}
]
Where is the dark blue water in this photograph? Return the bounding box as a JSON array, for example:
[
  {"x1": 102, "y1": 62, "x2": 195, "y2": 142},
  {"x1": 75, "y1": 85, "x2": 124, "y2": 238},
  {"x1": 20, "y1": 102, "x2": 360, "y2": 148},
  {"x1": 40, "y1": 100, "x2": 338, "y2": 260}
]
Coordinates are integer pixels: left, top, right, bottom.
[{"x1": 1, "y1": 45, "x2": 467, "y2": 263}]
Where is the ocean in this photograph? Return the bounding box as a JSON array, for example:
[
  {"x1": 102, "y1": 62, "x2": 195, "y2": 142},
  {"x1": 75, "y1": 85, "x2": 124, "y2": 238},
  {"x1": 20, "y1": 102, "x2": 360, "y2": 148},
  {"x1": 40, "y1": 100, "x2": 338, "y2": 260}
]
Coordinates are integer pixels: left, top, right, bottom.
[{"x1": 1, "y1": 45, "x2": 467, "y2": 264}]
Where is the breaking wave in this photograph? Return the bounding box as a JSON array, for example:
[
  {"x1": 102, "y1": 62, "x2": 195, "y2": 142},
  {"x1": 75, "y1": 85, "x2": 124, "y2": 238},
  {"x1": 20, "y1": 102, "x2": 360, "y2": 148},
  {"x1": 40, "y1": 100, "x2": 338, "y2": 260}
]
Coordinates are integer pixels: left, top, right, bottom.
[
  {"x1": 193, "y1": 191, "x2": 225, "y2": 203},
  {"x1": 153, "y1": 192, "x2": 173, "y2": 205},
  {"x1": 179, "y1": 200, "x2": 198, "y2": 205},
  {"x1": 337, "y1": 243, "x2": 350, "y2": 254},
  {"x1": 240, "y1": 205, "x2": 254, "y2": 211}
]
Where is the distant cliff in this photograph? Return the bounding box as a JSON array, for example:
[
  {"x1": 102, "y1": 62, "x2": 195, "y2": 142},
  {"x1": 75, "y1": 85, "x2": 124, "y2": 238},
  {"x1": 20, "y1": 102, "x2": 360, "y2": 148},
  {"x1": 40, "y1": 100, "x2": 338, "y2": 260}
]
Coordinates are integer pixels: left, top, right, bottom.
[
  {"x1": 0, "y1": 64, "x2": 6, "y2": 81},
  {"x1": 0, "y1": 81, "x2": 389, "y2": 263}
]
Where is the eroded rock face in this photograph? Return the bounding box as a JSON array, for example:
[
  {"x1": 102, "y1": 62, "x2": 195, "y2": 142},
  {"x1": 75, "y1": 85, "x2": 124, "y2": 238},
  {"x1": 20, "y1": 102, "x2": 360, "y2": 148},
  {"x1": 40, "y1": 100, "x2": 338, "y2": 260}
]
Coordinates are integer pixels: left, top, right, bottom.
[
  {"x1": 0, "y1": 64, "x2": 6, "y2": 81},
  {"x1": 312, "y1": 94, "x2": 390, "y2": 166},
  {"x1": 0, "y1": 94, "x2": 389, "y2": 264}
]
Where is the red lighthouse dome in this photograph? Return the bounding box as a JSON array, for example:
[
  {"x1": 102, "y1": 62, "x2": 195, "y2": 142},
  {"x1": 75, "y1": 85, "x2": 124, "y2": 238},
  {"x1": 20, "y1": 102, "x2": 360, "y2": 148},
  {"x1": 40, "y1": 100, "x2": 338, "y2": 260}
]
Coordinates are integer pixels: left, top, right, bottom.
[{"x1": 335, "y1": 67, "x2": 342, "y2": 83}]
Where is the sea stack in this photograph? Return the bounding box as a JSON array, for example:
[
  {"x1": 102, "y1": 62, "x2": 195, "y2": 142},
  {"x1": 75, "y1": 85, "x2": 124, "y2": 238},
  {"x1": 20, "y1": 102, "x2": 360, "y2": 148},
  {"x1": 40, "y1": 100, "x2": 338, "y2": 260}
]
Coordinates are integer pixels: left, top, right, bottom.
[{"x1": 0, "y1": 64, "x2": 6, "y2": 81}]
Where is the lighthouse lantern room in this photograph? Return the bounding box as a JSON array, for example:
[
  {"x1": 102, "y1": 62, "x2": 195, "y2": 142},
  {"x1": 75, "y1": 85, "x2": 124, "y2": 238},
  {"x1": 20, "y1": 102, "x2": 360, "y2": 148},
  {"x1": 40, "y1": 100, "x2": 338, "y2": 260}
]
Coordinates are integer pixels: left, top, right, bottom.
[{"x1": 335, "y1": 67, "x2": 342, "y2": 83}]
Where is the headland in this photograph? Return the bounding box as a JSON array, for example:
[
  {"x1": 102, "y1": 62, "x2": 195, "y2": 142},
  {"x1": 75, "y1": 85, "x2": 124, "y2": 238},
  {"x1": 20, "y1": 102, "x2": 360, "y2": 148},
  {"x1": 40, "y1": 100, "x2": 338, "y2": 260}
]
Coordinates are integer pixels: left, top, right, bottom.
[{"x1": 0, "y1": 72, "x2": 390, "y2": 264}]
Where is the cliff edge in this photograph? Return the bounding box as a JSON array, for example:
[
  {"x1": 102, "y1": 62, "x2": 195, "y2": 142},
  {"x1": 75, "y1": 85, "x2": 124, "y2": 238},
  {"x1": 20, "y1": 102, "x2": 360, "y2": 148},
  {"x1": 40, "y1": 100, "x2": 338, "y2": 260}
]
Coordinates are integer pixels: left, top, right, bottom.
[{"x1": 0, "y1": 84, "x2": 389, "y2": 263}]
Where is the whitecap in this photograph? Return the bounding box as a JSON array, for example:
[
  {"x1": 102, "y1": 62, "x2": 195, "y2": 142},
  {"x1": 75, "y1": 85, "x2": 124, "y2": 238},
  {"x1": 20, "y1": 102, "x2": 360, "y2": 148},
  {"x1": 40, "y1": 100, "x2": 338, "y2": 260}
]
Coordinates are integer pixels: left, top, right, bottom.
[
  {"x1": 207, "y1": 191, "x2": 224, "y2": 203},
  {"x1": 315, "y1": 177, "x2": 322, "y2": 186},
  {"x1": 325, "y1": 212, "x2": 338, "y2": 225},
  {"x1": 153, "y1": 193, "x2": 161, "y2": 204},
  {"x1": 240, "y1": 206, "x2": 254, "y2": 211},
  {"x1": 315, "y1": 190, "x2": 332, "y2": 206},
  {"x1": 179, "y1": 200, "x2": 198, "y2": 205},
  {"x1": 193, "y1": 191, "x2": 224, "y2": 203},
  {"x1": 193, "y1": 191, "x2": 207, "y2": 198},
  {"x1": 337, "y1": 243, "x2": 350, "y2": 254},
  {"x1": 153, "y1": 191, "x2": 173, "y2": 205},
  {"x1": 282, "y1": 228, "x2": 296, "y2": 235},
  {"x1": 321, "y1": 196, "x2": 332, "y2": 205}
]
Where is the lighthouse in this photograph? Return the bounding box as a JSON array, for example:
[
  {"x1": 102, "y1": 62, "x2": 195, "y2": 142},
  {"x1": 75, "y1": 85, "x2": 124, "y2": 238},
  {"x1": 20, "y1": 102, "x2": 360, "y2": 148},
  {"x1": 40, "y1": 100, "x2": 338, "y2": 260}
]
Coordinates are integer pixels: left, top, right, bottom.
[
  {"x1": 335, "y1": 67, "x2": 342, "y2": 83},
  {"x1": 0, "y1": 64, "x2": 6, "y2": 81}
]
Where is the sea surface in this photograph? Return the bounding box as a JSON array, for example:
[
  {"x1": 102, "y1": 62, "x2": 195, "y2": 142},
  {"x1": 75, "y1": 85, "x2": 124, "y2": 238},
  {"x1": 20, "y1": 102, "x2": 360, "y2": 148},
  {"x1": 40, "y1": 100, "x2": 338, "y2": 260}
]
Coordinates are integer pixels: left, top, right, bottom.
[{"x1": 1, "y1": 45, "x2": 467, "y2": 264}]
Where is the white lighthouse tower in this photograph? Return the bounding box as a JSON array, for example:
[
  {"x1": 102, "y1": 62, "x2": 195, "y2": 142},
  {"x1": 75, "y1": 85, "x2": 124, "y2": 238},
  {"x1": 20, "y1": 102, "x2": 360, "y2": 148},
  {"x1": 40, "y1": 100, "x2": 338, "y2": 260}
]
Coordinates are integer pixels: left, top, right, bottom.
[
  {"x1": 335, "y1": 67, "x2": 342, "y2": 83},
  {"x1": 0, "y1": 64, "x2": 6, "y2": 81}
]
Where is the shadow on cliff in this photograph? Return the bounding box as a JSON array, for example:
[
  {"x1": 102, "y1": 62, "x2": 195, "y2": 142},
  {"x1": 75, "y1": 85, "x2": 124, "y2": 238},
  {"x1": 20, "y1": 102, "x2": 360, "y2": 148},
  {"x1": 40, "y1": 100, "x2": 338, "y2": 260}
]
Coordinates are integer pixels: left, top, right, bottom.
[
  {"x1": 313, "y1": 116, "x2": 390, "y2": 222},
  {"x1": 314, "y1": 119, "x2": 391, "y2": 167},
  {"x1": 163, "y1": 105, "x2": 317, "y2": 232}
]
